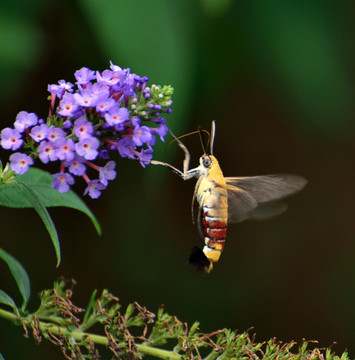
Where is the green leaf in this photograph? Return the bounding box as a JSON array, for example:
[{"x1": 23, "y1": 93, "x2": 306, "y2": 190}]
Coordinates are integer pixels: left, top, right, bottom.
[
  {"x1": 8, "y1": 168, "x2": 100, "y2": 234},
  {"x1": 0, "y1": 168, "x2": 102, "y2": 266},
  {"x1": 0, "y1": 248, "x2": 30, "y2": 310},
  {"x1": 0, "y1": 351, "x2": 5, "y2": 360},
  {"x1": 0, "y1": 289, "x2": 17, "y2": 311},
  {"x1": 83, "y1": 289, "x2": 97, "y2": 325},
  {"x1": 14, "y1": 180, "x2": 61, "y2": 266}
]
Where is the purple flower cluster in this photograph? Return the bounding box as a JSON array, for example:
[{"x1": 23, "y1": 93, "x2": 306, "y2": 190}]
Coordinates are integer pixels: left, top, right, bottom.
[{"x1": 1, "y1": 61, "x2": 173, "y2": 198}]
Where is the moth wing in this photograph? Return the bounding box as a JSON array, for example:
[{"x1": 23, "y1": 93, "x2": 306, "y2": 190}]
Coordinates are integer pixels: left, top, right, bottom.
[
  {"x1": 245, "y1": 201, "x2": 288, "y2": 220},
  {"x1": 226, "y1": 174, "x2": 307, "y2": 223},
  {"x1": 224, "y1": 184, "x2": 259, "y2": 223}
]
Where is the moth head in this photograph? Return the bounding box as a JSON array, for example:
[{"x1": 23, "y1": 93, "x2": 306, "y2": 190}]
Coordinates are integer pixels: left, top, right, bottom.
[{"x1": 200, "y1": 155, "x2": 212, "y2": 168}]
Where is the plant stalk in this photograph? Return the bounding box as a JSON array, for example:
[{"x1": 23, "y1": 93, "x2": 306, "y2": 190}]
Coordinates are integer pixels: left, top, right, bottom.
[{"x1": 0, "y1": 307, "x2": 181, "y2": 360}]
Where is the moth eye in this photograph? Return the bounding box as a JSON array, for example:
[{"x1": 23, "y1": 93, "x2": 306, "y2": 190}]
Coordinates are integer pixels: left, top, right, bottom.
[{"x1": 202, "y1": 157, "x2": 212, "y2": 167}]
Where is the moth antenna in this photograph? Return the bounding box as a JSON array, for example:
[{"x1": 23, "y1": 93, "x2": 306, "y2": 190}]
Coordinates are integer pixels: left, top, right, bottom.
[
  {"x1": 188, "y1": 246, "x2": 212, "y2": 273},
  {"x1": 198, "y1": 126, "x2": 208, "y2": 155},
  {"x1": 165, "y1": 129, "x2": 210, "y2": 153},
  {"x1": 210, "y1": 120, "x2": 216, "y2": 155}
]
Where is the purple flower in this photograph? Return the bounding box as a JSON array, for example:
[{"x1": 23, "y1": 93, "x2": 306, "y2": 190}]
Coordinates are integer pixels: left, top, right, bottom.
[
  {"x1": 47, "y1": 126, "x2": 65, "y2": 143},
  {"x1": 63, "y1": 120, "x2": 72, "y2": 129},
  {"x1": 9, "y1": 153, "x2": 33, "y2": 174},
  {"x1": 14, "y1": 111, "x2": 38, "y2": 132},
  {"x1": 99, "y1": 161, "x2": 116, "y2": 185},
  {"x1": 152, "y1": 123, "x2": 168, "y2": 142},
  {"x1": 64, "y1": 156, "x2": 86, "y2": 176},
  {"x1": 55, "y1": 138, "x2": 75, "y2": 161},
  {"x1": 116, "y1": 137, "x2": 136, "y2": 159},
  {"x1": 30, "y1": 124, "x2": 49, "y2": 142},
  {"x1": 38, "y1": 141, "x2": 58, "y2": 163},
  {"x1": 1, "y1": 61, "x2": 174, "y2": 199},
  {"x1": 104, "y1": 106, "x2": 129, "y2": 127},
  {"x1": 133, "y1": 125, "x2": 153, "y2": 146},
  {"x1": 1, "y1": 128, "x2": 23, "y2": 150},
  {"x1": 73, "y1": 89, "x2": 99, "y2": 107},
  {"x1": 86, "y1": 82, "x2": 109, "y2": 96},
  {"x1": 84, "y1": 180, "x2": 106, "y2": 199},
  {"x1": 95, "y1": 93, "x2": 115, "y2": 113},
  {"x1": 74, "y1": 117, "x2": 94, "y2": 139},
  {"x1": 75, "y1": 136, "x2": 100, "y2": 160},
  {"x1": 134, "y1": 74, "x2": 149, "y2": 89},
  {"x1": 96, "y1": 69, "x2": 120, "y2": 86},
  {"x1": 48, "y1": 80, "x2": 74, "y2": 98},
  {"x1": 58, "y1": 93, "x2": 79, "y2": 117},
  {"x1": 138, "y1": 148, "x2": 153, "y2": 168},
  {"x1": 74, "y1": 67, "x2": 96, "y2": 84},
  {"x1": 52, "y1": 172, "x2": 75, "y2": 193},
  {"x1": 131, "y1": 116, "x2": 141, "y2": 127},
  {"x1": 99, "y1": 149, "x2": 109, "y2": 159},
  {"x1": 109, "y1": 61, "x2": 122, "y2": 72}
]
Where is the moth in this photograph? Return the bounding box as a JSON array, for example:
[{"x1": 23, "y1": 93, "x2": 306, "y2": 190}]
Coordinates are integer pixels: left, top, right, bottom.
[{"x1": 151, "y1": 121, "x2": 307, "y2": 273}]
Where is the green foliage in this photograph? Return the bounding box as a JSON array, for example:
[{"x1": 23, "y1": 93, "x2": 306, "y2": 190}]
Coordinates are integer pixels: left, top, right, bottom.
[
  {"x1": 0, "y1": 248, "x2": 30, "y2": 311},
  {"x1": 0, "y1": 279, "x2": 351, "y2": 360},
  {"x1": 0, "y1": 289, "x2": 18, "y2": 313},
  {"x1": 1, "y1": 167, "x2": 101, "y2": 234},
  {"x1": 0, "y1": 166, "x2": 101, "y2": 266},
  {"x1": 13, "y1": 179, "x2": 61, "y2": 265},
  {"x1": 133, "y1": 84, "x2": 174, "y2": 122}
]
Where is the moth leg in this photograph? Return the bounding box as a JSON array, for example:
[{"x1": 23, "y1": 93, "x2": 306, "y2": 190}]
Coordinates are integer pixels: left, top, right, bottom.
[
  {"x1": 150, "y1": 160, "x2": 200, "y2": 181},
  {"x1": 150, "y1": 128, "x2": 198, "y2": 180},
  {"x1": 150, "y1": 160, "x2": 184, "y2": 177}
]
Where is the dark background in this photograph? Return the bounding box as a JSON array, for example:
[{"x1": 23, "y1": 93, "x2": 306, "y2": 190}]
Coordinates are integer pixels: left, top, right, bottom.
[{"x1": 0, "y1": 1, "x2": 354, "y2": 359}]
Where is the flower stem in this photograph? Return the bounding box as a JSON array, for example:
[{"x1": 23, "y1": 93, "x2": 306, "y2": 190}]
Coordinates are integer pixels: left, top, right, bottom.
[
  {"x1": 0, "y1": 307, "x2": 181, "y2": 360},
  {"x1": 0, "y1": 308, "x2": 17, "y2": 322}
]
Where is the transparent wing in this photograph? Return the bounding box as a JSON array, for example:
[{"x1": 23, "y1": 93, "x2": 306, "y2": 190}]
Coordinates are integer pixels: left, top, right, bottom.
[
  {"x1": 224, "y1": 185, "x2": 259, "y2": 223},
  {"x1": 226, "y1": 174, "x2": 307, "y2": 223}
]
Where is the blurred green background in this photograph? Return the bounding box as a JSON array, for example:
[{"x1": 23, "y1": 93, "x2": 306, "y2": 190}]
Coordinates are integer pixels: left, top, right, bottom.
[{"x1": 1, "y1": 0, "x2": 355, "y2": 358}]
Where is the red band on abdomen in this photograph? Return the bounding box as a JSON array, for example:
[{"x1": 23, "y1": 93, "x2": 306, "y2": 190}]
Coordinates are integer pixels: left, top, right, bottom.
[
  {"x1": 203, "y1": 218, "x2": 227, "y2": 228},
  {"x1": 205, "y1": 228, "x2": 227, "y2": 239}
]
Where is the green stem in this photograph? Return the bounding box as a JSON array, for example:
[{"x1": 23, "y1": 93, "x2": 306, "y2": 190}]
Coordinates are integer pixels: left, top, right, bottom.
[
  {"x1": 204, "y1": 350, "x2": 221, "y2": 360},
  {"x1": 0, "y1": 308, "x2": 17, "y2": 322},
  {"x1": 0, "y1": 308, "x2": 181, "y2": 360}
]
